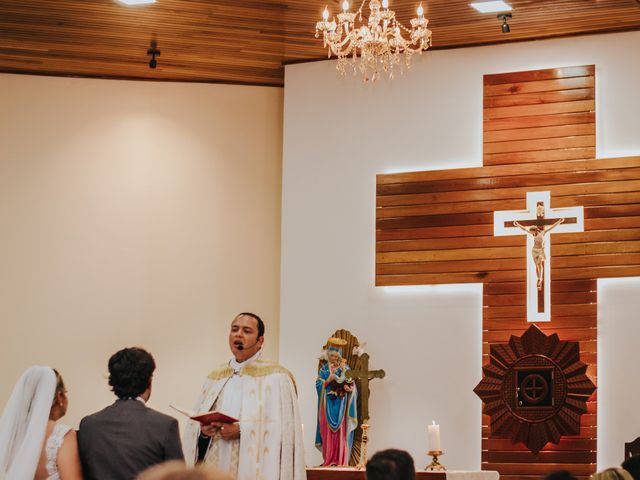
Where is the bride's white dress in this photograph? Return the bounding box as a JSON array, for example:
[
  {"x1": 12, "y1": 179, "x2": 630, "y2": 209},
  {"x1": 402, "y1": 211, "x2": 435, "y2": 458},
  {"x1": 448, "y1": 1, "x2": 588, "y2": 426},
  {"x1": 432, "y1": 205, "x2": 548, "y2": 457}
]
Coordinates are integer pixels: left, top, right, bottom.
[{"x1": 44, "y1": 424, "x2": 72, "y2": 480}]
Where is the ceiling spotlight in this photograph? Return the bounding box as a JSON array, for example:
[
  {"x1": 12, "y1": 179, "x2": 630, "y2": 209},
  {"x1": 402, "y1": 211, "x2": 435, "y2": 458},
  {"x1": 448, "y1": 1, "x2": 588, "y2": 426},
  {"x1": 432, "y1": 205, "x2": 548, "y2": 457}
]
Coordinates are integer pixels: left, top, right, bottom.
[
  {"x1": 147, "y1": 41, "x2": 160, "y2": 68},
  {"x1": 498, "y1": 13, "x2": 512, "y2": 33},
  {"x1": 470, "y1": 1, "x2": 512, "y2": 13}
]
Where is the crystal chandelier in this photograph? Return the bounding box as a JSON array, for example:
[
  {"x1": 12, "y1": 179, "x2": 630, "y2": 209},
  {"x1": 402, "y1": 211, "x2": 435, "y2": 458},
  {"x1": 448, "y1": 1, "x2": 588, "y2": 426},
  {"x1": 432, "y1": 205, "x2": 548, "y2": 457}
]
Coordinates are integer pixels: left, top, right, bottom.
[{"x1": 315, "y1": 0, "x2": 432, "y2": 81}]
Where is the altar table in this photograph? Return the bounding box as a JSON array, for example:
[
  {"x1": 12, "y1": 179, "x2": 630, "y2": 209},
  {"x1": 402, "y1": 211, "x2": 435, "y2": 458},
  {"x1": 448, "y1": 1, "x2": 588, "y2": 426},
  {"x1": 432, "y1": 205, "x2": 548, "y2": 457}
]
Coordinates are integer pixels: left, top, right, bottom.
[{"x1": 306, "y1": 467, "x2": 499, "y2": 480}]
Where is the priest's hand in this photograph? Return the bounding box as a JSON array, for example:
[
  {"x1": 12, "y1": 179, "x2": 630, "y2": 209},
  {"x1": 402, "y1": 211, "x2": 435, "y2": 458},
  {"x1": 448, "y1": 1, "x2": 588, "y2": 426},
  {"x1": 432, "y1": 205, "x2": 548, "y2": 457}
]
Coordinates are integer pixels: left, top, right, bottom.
[
  {"x1": 219, "y1": 422, "x2": 241, "y2": 440},
  {"x1": 200, "y1": 423, "x2": 219, "y2": 437}
]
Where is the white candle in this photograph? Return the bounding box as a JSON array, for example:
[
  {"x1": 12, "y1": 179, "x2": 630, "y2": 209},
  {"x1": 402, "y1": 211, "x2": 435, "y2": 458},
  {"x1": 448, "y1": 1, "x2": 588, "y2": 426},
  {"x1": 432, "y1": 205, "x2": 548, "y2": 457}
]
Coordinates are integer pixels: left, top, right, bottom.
[{"x1": 428, "y1": 420, "x2": 441, "y2": 452}]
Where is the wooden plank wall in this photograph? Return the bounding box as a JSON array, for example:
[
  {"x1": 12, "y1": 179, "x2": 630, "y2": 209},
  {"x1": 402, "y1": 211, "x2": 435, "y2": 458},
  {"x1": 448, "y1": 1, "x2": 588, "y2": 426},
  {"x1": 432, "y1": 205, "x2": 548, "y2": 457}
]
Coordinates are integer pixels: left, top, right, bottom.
[{"x1": 375, "y1": 65, "x2": 640, "y2": 479}]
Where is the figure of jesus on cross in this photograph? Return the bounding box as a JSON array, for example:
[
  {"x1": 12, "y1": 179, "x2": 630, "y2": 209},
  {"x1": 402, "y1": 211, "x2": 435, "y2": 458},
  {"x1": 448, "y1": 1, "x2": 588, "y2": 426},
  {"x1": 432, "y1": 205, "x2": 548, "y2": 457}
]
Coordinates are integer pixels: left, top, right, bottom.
[
  {"x1": 513, "y1": 208, "x2": 564, "y2": 290},
  {"x1": 494, "y1": 191, "x2": 584, "y2": 322}
]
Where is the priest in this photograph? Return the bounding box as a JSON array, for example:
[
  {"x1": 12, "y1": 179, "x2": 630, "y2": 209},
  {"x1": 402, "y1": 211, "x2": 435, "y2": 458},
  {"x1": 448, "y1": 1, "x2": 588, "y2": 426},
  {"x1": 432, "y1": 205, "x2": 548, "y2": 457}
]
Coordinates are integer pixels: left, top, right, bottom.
[{"x1": 183, "y1": 312, "x2": 306, "y2": 480}]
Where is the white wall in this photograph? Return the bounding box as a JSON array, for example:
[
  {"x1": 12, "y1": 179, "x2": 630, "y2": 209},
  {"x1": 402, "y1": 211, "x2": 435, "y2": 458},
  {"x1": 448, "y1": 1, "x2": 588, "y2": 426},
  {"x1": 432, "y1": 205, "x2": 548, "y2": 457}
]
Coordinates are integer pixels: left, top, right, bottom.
[
  {"x1": 0, "y1": 74, "x2": 283, "y2": 430},
  {"x1": 281, "y1": 31, "x2": 640, "y2": 469},
  {"x1": 598, "y1": 278, "x2": 640, "y2": 468}
]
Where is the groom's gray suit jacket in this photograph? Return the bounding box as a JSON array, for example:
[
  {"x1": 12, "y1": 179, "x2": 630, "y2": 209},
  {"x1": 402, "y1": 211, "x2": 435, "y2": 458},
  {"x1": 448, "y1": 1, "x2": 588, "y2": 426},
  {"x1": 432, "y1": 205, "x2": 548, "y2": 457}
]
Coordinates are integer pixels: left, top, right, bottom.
[{"x1": 78, "y1": 398, "x2": 184, "y2": 480}]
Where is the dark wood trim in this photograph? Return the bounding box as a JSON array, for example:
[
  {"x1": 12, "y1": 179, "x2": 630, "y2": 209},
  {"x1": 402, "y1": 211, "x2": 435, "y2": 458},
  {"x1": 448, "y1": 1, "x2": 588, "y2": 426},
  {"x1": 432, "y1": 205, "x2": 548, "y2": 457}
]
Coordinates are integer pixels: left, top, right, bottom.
[{"x1": 0, "y1": 68, "x2": 284, "y2": 88}]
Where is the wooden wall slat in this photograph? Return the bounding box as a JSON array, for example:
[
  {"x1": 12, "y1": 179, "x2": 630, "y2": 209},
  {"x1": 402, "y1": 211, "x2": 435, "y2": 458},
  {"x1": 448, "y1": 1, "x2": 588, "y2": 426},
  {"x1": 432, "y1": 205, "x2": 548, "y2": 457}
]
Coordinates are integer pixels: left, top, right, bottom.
[
  {"x1": 377, "y1": 180, "x2": 640, "y2": 207},
  {"x1": 377, "y1": 192, "x2": 640, "y2": 218},
  {"x1": 482, "y1": 463, "x2": 595, "y2": 475},
  {"x1": 482, "y1": 438, "x2": 596, "y2": 451},
  {"x1": 376, "y1": 241, "x2": 640, "y2": 263},
  {"x1": 376, "y1": 253, "x2": 640, "y2": 276},
  {"x1": 483, "y1": 135, "x2": 595, "y2": 154},
  {"x1": 484, "y1": 123, "x2": 595, "y2": 142},
  {"x1": 482, "y1": 428, "x2": 597, "y2": 438},
  {"x1": 484, "y1": 147, "x2": 597, "y2": 165},
  {"x1": 483, "y1": 76, "x2": 595, "y2": 97},
  {"x1": 485, "y1": 280, "x2": 596, "y2": 295},
  {"x1": 377, "y1": 168, "x2": 640, "y2": 196},
  {"x1": 484, "y1": 291, "x2": 596, "y2": 306},
  {"x1": 482, "y1": 451, "x2": 597, "y2": 463},
  {"x1": 484, "y1": 112, "x2": 595, "y2": 132},
  {"x1": 483, "y1": 65, "x2": 595, "y2": 85},
  {"x1": 377, "y1": 229, "x2": 640, "y2": 252},
  {"x1": 483, "y1": 88, "x2": 594, "y2": 109},
  {"x1": 484, "y1": 99, "x2": 594, "y2": 120},
  {"x1": 377, "y1": 157, "x2": 640, "y2": 186}
]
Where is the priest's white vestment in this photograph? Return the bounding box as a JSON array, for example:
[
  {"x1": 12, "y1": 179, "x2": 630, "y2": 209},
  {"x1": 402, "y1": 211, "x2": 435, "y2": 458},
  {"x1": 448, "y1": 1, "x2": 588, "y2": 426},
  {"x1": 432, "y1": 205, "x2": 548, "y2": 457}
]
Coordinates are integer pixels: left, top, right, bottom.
[{"x1": 183, "y1": 355, "x2": 306, "y2": 480}]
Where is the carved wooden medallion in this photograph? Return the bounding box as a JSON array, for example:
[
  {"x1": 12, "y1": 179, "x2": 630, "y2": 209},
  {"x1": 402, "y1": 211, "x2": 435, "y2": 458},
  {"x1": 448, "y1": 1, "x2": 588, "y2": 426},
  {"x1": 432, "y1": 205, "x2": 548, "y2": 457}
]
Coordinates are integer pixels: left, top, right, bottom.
[{"x1": 474, "y1": 324, "x2": 596, "y2": 454}]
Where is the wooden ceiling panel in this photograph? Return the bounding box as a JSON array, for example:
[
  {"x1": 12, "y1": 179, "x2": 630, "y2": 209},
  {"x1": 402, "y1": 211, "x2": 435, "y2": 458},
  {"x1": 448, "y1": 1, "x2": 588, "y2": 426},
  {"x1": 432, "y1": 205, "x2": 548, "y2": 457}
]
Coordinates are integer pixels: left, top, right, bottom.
[{"x1": 1, "y1": 0, "x2": 639, "y2": 86}]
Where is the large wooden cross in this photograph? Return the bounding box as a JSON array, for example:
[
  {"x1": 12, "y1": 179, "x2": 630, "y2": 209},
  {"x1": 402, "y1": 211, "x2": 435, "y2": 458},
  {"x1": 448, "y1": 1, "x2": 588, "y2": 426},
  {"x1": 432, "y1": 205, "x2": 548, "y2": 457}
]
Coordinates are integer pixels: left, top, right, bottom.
[
  {"x1": 375, "y1": 65, "x2": 640, "y2": 479},
  {"x1": 346, "y1": 352, "x2": 385, "y2": 421}
]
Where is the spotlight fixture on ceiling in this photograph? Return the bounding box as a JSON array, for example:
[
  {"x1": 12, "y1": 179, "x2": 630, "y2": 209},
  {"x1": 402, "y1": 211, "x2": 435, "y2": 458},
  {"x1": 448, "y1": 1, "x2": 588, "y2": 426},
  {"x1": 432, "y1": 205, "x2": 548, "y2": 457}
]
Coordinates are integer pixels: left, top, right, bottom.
[
  {"x1": 147, "y1": 41, "x2": 160, "y2": 68},
  {"x1": 498, "y1": 13, "x2": 512, "y2": 33}
]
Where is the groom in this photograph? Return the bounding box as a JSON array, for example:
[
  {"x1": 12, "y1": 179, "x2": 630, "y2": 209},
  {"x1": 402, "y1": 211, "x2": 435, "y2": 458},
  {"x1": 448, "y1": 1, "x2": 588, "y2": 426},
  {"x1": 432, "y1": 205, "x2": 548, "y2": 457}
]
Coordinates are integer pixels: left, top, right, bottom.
[{"x1": 78, "y1": 347, "x2": 184, "y2": 479}]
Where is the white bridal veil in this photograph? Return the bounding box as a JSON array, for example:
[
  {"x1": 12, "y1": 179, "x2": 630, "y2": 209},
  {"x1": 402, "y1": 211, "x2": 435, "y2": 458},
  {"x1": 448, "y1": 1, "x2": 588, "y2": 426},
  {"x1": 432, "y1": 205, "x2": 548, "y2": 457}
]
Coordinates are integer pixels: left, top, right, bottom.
[{"x1": 0, "y1": 366, "x2": 57, "y2": 479}]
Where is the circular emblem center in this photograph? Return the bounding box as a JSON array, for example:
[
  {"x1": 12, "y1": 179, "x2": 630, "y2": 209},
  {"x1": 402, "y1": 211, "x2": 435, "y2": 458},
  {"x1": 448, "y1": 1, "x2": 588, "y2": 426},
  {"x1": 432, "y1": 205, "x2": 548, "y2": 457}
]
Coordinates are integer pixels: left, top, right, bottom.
[{"x1": 520, "y1": 373, "x2": 549, "y2": 404}]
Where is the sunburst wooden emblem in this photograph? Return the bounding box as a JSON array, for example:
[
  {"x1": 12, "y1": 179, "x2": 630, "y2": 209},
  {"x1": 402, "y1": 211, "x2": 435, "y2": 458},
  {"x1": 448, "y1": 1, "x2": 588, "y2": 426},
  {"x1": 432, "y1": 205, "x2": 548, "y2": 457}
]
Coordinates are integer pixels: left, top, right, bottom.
[{"x1": 474, "y1": 324, "x2": 596, "y2": 454}]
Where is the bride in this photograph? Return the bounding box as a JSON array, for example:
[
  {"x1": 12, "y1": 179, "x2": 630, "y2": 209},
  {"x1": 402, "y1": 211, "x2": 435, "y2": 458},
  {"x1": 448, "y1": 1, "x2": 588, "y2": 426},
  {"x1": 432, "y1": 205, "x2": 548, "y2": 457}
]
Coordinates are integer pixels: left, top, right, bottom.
[{"x1": 0, "y1": 366, "x2": 83, "y2": 479}]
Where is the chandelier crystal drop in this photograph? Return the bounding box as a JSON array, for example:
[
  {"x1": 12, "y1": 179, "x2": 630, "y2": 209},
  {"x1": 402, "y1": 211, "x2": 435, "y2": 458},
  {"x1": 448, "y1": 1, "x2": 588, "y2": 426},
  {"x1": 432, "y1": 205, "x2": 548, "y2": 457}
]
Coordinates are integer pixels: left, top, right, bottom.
[{"x1": 315, "y1": 0, "x2": 432, "y2": 81}]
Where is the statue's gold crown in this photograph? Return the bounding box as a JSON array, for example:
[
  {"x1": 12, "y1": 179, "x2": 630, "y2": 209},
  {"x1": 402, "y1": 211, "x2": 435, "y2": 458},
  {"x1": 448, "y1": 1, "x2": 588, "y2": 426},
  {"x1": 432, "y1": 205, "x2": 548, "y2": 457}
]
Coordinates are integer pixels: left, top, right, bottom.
[{"x1": 327, "y1": 337, "x2": 347, "y2": 349}]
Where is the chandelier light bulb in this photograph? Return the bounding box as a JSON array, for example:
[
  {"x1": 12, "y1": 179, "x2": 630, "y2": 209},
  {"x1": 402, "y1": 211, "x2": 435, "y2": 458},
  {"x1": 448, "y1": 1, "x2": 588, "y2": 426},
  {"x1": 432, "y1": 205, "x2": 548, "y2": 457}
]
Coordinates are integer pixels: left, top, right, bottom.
[
  {"x1": 382, "y1": 0, "x2": 389, "y2": 8},
  {"x1": 342, "y1": 0, "x2": 349, "y2": 12},
  {"x1": 417, "y1": 3, "x2": 424, "y2": 17},
  {"x1": 322, "y1": 6, "x2": 329, "y2": 20}
]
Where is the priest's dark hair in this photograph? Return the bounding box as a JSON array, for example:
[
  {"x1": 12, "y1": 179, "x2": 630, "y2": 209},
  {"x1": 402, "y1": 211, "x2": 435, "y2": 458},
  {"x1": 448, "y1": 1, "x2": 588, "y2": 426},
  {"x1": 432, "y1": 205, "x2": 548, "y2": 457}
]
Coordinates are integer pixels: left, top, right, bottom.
[
  {"x1": 108, "y1": 347, "x2": 156, "y2": 399},
  {"x1": 544, "y1": 471, "x2": 578, "y2": 480},
  {"x1": 623, "y1": 455, "x2": 640, "y2": 480},
  {"x1": 366, "y1": 449, "x2": 416, "y2": 480},
  {"x1": 237, "y1": 312, "x2": 265, "y2": 339}
]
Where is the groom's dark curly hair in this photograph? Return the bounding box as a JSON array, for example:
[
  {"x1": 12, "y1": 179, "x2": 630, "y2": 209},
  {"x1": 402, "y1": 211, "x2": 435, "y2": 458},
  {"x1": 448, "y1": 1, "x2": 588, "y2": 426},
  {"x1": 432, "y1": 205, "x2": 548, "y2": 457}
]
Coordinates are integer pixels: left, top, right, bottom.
[{"x1": 108, "y1": 347, "x2": 156, "y2": 399}]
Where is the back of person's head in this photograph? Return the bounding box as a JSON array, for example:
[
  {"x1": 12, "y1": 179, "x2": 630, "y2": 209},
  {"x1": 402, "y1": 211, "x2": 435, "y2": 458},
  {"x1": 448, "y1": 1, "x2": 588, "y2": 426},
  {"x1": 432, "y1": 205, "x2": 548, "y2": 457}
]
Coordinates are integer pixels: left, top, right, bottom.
[
  {"x1": 366, "y1": 449, "x2": 416, "y2": 480},
  {"x1": 108, "y1": 347, "x2": 156, "y2": 399},
  {"x1": 622, "y1": 456, "x2": 640, "y2": 480},
  {"x1": 545, "y1": 470, "x2": 578, "y2": 480},
  {"x1": 591, "y1": 467, "x2": 634, "y2": 480},
  {"x1": 136, "y1": 461, "x2": 232, "y2": 480}
]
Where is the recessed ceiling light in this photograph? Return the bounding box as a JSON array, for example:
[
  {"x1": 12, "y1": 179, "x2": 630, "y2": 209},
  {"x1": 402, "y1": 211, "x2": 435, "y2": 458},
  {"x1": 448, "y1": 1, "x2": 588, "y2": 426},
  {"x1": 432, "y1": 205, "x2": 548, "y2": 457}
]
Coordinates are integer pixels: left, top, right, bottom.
[
  {"x1": 117, "y1": 0, "x2": 156, "y2": 5},
  {"x1": 470, "y1": 1, "x2": 512, "y2": 13}
]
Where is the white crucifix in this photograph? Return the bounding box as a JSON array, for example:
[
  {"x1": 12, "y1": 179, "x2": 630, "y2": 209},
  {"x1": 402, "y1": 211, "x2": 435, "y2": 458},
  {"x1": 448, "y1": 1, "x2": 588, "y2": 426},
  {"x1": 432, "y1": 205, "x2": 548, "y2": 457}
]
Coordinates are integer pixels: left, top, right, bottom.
[{"x1": 494, "y1": 191, "x2": 584, "y2": 322}]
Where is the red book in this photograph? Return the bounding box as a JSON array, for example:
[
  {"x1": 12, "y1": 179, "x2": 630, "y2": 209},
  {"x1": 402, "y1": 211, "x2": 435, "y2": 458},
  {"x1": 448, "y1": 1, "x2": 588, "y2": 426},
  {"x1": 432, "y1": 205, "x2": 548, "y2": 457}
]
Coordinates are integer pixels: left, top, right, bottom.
[{"x1": 170, "y1": 405, "x2": 238, "y2": 425}]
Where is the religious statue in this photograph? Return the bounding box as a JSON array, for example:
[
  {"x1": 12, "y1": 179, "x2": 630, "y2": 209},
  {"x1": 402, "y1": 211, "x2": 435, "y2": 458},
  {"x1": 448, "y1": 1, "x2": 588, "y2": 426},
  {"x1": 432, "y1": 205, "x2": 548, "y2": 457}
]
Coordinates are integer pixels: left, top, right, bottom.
[
  {"x1": 316, "y1": 337, "x2": 358, "y2": 466},
  {"x1": 514, "y1": 215, "x2": 564, "y2": 290}
]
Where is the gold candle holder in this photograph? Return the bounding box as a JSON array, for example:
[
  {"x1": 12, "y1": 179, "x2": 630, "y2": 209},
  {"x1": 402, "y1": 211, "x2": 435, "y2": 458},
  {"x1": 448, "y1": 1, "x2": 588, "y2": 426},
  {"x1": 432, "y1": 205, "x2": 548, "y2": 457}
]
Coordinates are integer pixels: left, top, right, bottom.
[
  {"x1": 425, "y1": 450, "x2": 446, "y2": 471},
  {"x1": 357, "y1": 423, "x2": 370, "y2": 469}
]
